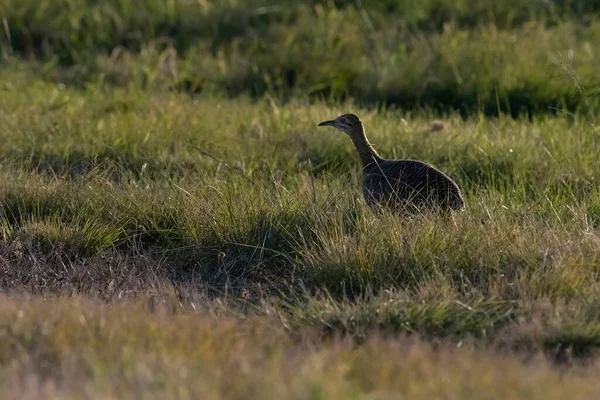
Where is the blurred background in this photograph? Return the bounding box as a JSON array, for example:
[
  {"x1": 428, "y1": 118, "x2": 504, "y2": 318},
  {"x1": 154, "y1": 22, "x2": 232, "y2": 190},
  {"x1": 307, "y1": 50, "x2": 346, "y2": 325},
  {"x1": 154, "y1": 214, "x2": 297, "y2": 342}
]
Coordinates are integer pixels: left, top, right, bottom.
[{"x1": 2, "y1": 0, "x2": 599, "y2": 116}]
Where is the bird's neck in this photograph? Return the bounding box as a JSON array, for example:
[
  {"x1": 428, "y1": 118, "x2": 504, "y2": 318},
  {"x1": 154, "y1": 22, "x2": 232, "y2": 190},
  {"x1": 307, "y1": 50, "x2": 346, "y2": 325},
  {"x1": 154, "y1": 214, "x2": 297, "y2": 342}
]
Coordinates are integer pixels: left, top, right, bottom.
[{"x1": 351, "y1": 125, "x2": 382, "y2": 167}]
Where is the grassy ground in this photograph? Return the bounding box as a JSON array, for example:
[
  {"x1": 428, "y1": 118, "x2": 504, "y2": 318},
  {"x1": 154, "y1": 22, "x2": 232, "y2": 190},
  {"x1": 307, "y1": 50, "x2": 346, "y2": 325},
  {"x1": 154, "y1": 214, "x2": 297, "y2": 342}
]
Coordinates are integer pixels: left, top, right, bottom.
[
  {"x1": 1, "y1": 296, "x2": 600, "y2": 399},
  {"x1": 2, "y1": 0, "x2": 600, "y2": 398},
  {"x1": 3, "y1": 0, "x2": 600, "y2": 114}
]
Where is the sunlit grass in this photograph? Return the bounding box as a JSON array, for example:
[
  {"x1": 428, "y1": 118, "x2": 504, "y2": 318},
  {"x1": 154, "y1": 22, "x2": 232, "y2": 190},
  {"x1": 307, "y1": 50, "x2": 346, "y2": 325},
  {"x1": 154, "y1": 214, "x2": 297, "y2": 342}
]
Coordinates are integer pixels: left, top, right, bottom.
[
  {"x1": 0, "y1": 296, "x2": 598, "y2": 399},
  {"x1": 2, "y1": 2, "x2": 600, "y2": 393},
  {"x1": 2, "y1": 1, "x2": 600, "y2": 113},
  {"x1": 1, "y1": 68, "x2": 600, "y2": 350}
]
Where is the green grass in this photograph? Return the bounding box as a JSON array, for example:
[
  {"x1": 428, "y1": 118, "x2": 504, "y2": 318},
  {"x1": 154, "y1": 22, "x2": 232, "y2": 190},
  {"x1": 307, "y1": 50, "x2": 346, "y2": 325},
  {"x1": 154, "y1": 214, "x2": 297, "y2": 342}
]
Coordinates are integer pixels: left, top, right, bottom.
[
  {"x1": 2, "y1": 0, "x2": 600, "y2": 114},
  {"x1": 2, "y1": 1, "x2": 600, "y2": 397},
  {"x1": 2, "y1": 65, "x2": 600, "y2": 343}
]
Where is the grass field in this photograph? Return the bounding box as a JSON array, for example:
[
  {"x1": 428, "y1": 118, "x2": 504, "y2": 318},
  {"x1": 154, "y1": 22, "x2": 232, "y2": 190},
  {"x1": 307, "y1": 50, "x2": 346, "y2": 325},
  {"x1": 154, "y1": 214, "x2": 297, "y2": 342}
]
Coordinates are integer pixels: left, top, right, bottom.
[{"x1": 2, "y1": 0, "x2": 600, "y2": 398}]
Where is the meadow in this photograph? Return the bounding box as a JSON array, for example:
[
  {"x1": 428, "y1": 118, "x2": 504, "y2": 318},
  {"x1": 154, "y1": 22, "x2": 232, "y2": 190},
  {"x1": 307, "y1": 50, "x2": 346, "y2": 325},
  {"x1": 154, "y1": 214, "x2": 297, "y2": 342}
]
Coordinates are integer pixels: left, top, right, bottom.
[{"x1": 2, "y1": 0, "x2": 600, "y2": 398}]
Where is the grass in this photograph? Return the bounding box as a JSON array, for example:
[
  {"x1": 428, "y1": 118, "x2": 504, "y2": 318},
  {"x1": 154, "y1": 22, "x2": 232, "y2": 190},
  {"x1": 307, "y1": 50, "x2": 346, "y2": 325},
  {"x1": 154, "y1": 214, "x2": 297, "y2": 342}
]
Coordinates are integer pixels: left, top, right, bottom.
[
  {"x1": 2, "y1": 0, "x2": 600, "y2": 114},
  {"x1": 3, "y1": 296, "x2": 600, "y2": 399},
  {"x1": 2, "y1": 65, "x2": 600, "y2": 339},
  {"x1": 2, "y1": 0, "x2": 600, "y2": 397}
]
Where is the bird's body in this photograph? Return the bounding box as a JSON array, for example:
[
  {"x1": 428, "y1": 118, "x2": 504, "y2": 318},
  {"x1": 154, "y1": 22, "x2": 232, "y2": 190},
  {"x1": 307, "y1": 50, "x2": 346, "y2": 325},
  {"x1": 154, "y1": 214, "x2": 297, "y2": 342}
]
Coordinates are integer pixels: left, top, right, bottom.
[
  {"x1": 362, "y1": 158, "x2": 464, "y2": 211},
  {"x1": 318, "y1": 114, "x2": 464, "y2": 212}
]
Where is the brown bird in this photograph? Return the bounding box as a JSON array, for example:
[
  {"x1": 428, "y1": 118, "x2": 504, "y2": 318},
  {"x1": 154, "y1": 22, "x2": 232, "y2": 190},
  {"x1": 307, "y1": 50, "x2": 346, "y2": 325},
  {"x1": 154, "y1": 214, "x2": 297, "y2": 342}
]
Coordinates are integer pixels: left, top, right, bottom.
[{"x1": 318, "y1": 114, "x2": 464, "y2": 212}]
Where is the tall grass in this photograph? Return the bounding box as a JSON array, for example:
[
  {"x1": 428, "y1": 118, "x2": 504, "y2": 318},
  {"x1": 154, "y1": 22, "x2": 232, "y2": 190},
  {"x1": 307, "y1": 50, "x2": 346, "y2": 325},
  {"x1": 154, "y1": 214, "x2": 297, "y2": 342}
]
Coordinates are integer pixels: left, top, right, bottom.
[
  {"x1": 2, "y1": 1, "x2": 600, "y2": 113},
  {"x1": 2, "y1": 1, "x2": 600, "y2": 394},
  {"x1": 2, "y1": 68, "x2": 600, "y2": 355}
]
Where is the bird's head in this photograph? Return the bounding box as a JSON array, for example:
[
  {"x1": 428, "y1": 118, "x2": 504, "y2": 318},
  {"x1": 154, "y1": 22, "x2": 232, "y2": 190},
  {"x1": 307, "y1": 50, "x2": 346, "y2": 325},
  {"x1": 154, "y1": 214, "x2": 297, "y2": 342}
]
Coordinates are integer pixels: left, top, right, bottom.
[{"x1": 318, "y1": 114, "x2": 362, "y2": 136}]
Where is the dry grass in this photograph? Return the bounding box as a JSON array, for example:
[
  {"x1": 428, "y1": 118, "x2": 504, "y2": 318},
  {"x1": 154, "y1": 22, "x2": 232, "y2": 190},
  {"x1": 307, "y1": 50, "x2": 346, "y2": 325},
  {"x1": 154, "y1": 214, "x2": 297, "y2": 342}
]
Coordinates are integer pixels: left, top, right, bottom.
[{"x1": 0, "y1": 296, "x2": 598, "y2": 399}]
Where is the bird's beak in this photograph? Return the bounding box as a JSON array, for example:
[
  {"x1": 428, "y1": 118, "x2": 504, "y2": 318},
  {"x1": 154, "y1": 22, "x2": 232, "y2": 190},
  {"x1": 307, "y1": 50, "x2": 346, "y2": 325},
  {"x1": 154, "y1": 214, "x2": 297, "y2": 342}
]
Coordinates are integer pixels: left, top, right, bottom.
[{"x1": 318, "y1": 120, "x2": 336, "y2": 127}]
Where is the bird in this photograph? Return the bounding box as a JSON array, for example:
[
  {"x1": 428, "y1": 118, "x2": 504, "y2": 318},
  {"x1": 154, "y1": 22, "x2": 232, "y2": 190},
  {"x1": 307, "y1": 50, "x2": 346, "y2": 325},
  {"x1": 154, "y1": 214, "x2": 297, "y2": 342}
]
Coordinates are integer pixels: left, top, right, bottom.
[{"x1": 318, "y1": 113, "x2": 465, "y2": 212}]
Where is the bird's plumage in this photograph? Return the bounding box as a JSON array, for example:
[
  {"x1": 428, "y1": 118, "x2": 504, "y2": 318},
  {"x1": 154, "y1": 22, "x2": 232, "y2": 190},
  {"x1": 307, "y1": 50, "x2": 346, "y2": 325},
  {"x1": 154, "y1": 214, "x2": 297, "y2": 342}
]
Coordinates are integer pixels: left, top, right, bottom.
[
  {"x1": 318, "y1": 114, "x2": 465, "y2": 212},
  {"x1": 362, "y1": 158, "x2": 464, "y2": 211}
]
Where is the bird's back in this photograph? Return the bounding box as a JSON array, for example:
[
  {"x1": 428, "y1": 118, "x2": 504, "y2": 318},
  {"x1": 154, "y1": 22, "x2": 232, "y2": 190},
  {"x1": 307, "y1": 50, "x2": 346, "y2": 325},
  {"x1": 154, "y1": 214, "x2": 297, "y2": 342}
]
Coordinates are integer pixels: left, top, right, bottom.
[{"x1": 362, "y1": 159, "x2": 464, "y2": 211}]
